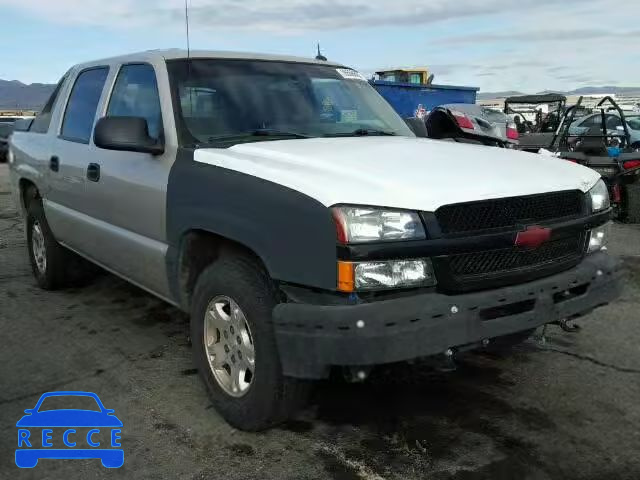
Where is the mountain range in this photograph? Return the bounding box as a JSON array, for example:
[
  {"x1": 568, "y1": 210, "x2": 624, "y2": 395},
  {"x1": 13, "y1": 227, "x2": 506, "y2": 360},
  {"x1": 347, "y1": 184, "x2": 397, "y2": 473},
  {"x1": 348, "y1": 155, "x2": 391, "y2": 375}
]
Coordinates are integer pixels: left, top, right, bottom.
[
  {"x1": 0, "y1": 80, "x2": 56, "y2": 110},
  {"x1": 2, "y1": 78, "x2": 640, "y2": 110},
  {"x1": 478, "y1": 86, "x2": 640, "y2": 100}
]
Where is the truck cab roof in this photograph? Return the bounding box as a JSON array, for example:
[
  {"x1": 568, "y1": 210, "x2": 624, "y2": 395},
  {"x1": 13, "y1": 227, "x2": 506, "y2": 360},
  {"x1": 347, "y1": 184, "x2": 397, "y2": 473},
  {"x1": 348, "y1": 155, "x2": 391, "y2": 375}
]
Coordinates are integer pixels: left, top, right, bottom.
[{"x1": 72, "y1": 49, "x2": 345, "y2": 71}]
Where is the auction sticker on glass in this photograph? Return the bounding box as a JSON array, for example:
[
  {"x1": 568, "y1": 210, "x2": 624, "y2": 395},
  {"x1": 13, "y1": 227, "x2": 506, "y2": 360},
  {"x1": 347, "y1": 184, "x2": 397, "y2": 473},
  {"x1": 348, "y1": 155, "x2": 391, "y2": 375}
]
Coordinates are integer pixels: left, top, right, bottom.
[{"x1": 336, "y1": 68, "x2": 367, "y2": 81}]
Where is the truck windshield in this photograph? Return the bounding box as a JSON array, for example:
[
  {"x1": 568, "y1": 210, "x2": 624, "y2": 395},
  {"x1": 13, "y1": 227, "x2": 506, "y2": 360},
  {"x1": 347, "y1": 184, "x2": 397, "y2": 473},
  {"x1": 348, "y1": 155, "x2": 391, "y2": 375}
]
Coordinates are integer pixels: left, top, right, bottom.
[{"x1": 167, "y1": 59, "x2": 414, "y2": 147}]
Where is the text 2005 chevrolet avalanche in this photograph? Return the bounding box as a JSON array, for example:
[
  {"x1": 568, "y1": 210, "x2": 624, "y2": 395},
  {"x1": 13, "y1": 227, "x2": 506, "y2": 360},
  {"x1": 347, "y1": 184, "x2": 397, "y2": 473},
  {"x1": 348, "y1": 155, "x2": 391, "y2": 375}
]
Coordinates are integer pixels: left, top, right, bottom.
[{"x1": 9, "y1": 50, "x2": 621, "y2": 430}]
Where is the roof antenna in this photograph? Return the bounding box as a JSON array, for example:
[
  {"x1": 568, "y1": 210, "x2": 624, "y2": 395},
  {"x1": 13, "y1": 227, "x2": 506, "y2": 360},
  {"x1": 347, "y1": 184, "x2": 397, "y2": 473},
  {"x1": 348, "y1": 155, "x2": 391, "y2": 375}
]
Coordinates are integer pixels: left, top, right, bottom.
[
  {"x1": 185, "y1": 0, "x2": 191, "y2": 58},
  {"x1": 184, "y1": 0, "x2": 194, "y2": 118},
  {"x1": 315, "y1": 43, "x2": 327, "y2": 61}
]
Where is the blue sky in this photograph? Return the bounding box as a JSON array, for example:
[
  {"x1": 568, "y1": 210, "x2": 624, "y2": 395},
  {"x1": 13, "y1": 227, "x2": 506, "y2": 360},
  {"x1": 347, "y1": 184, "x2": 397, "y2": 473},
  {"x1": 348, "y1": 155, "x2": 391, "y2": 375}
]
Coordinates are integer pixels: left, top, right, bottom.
[{"x1": 0, "y1": 0, "x2": 638, "y2": 93}]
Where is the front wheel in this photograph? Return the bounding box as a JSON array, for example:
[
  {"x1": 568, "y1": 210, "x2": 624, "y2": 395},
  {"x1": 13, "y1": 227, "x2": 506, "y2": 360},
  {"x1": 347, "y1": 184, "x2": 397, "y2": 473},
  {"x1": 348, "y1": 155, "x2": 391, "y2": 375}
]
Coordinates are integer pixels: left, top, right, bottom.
[{"x1": 190, "y1": 253, "x2": 308, "y2": 431}]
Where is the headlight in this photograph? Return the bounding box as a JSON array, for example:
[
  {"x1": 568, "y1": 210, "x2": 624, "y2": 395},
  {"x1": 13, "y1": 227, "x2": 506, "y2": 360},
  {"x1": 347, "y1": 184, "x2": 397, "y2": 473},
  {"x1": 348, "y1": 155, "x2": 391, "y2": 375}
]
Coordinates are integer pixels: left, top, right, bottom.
[
  {"x1": 338, "y1": 259, "x2": 436, "y2": 291},
  {"x1": 588, "y1": 222, "x2": 610, "y2": 253},
  {"x1": 332, "y1": 206, "x2": 426, "y2": 243},
  {"x1": 588, "y1": 179, "x2": 610, "y2": 212}
]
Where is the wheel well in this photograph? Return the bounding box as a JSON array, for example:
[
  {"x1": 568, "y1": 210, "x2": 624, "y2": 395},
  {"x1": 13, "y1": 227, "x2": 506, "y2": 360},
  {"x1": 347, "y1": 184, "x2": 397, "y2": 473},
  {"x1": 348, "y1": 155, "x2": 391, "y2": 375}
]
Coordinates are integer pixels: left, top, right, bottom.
[
  {"x1": 19, "y1": 178, "x2": 39, "y2": 211},
  {"x1": 178, "y1": 230, "x2": 270, "y2": 309}
]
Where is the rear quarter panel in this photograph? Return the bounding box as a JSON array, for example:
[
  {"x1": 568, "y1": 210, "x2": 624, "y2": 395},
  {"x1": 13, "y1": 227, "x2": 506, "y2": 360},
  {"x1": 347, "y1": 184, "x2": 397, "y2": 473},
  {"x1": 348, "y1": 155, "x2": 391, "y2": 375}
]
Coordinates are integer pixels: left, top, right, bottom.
[{"x1": 8, "y1": 131, "x2": 50, "y2": 215}]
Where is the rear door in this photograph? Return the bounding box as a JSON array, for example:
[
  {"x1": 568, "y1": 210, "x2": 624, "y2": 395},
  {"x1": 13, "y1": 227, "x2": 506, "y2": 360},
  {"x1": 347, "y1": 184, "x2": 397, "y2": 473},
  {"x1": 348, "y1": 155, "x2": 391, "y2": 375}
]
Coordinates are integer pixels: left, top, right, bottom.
[
  {"x1": 44, "y1": 66, "x2": 110, "y2": 249},
  {"x1": 9, "y1": 75, "x2": 68, "y2": 203},
  {"x1": 81, "y1": 62, "x2": 175, "y2": 299}
]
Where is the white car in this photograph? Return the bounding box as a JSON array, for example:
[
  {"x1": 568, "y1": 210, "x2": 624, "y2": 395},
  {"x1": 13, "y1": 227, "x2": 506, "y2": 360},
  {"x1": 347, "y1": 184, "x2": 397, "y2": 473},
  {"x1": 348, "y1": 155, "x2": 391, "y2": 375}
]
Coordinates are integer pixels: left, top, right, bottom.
[{"x1": 9, "y1": 50, "x2": 621, "y2": 430}]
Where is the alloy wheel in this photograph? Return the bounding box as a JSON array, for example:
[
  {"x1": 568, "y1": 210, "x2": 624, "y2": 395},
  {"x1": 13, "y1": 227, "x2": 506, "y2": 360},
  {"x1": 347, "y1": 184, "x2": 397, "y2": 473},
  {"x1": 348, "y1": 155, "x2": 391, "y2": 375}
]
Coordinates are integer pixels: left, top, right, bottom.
[{"x1": 204, "y1": 295, "x2": 255, "y2": 397}]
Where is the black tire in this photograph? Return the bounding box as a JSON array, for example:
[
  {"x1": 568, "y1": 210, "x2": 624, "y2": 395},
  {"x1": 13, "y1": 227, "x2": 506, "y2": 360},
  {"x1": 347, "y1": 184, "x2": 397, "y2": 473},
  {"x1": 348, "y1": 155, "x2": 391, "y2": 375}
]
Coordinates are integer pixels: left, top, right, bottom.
[
  {"x1": 190, "y1": 253, "x2": 309, "y2": 431},
  {"x1": 26, "y1": 193, "x2": 98, "y2": 289},
  {"x1": 625, "y1": 183, "x2": 640, "y2": 224}
]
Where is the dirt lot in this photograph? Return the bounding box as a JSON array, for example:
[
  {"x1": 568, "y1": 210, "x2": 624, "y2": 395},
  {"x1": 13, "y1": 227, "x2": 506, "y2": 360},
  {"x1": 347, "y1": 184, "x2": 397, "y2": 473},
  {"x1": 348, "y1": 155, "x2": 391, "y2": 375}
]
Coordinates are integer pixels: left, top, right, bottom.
[{"x1": 1, "y1": 163, "x2": 640, "y2": 480}]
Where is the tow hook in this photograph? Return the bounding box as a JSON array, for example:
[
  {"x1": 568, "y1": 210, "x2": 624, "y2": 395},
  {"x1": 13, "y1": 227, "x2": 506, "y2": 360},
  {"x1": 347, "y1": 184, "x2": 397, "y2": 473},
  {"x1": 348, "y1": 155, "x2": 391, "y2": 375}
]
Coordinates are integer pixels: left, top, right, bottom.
[
  {"x1": 538, "y1": 317, "x2": 582, "y2": 344},
  {"x1": 557, "y1": 318, "x2": 581, "y2": 333},
  {"x1": 436, "y1": 348, "x2": 458, "y2": 372}
]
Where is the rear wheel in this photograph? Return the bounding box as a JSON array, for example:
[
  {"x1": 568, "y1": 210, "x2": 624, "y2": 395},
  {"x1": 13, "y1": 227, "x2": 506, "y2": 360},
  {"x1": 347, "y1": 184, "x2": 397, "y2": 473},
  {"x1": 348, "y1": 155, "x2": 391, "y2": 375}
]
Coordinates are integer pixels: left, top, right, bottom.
[
  {"x1": 190, "y1": 253, "x2": 308, "y2": 431},
  {"x1": 26, "y1": 194, "x2": 97, "y2": 289}
]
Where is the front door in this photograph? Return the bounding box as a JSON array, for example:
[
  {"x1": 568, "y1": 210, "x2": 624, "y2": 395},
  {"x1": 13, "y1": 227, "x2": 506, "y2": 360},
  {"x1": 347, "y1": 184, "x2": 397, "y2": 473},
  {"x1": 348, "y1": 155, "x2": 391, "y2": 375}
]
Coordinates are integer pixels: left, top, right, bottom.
[{"x1": 82, "y1": 62, "x2": 174, "y2": 299}]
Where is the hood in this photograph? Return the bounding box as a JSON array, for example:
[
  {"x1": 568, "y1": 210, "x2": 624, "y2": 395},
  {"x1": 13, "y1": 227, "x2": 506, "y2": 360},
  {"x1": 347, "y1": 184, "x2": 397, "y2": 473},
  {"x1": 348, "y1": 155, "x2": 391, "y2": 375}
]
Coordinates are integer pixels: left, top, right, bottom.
[{"x1": 194, "y1": 136, "x2": 600, "y2": 212}]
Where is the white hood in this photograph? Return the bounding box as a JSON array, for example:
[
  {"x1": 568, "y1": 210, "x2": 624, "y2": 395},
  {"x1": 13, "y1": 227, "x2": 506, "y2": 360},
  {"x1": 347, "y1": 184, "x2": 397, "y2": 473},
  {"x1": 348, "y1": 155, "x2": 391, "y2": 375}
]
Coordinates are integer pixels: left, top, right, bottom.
[{"x1": 194, "y1": 136, "x2": 600, "y2": 211}]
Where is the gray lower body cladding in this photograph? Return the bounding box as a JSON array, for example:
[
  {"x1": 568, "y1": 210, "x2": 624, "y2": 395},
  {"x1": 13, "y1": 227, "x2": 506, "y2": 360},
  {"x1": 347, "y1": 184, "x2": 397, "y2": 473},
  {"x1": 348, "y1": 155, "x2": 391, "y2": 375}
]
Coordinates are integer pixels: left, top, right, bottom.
[
  {"x1": 165, "y1": 148, "x2": 338, "y2": 306},
  {"x1": 273, "y1": 252, "x2": 622, "y2": 379}
]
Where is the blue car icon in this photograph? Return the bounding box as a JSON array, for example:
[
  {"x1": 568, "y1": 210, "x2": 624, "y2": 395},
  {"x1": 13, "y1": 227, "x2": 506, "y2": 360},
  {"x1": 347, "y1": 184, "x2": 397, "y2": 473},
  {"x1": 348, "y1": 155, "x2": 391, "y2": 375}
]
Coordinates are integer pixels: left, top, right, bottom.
[{"x1": 16, "y1": 391, "x2": 123, "y2": 468}]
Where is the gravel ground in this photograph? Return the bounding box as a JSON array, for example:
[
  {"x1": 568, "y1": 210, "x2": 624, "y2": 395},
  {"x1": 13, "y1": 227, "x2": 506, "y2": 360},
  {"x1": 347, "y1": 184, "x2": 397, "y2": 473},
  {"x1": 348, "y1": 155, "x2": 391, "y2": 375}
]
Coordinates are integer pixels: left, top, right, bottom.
[{"x1": 1, "y1": 163, "x2": 640, "y2": 479}]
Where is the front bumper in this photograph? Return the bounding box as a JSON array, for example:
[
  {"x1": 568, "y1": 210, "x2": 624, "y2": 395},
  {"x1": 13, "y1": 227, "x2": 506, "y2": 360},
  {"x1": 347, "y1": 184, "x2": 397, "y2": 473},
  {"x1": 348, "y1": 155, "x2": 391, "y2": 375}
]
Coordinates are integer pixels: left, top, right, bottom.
[{"x1": 273, "y1": 252, "x2": 622, "y2": 379}]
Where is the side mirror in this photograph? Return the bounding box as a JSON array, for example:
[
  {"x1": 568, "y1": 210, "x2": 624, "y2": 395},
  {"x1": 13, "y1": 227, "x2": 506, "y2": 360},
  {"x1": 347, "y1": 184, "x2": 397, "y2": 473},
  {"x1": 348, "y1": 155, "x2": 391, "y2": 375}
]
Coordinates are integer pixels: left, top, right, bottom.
[
  {"x1": 23, "y1": 409, "x2": 33, "y2": 414},
  {"x1": 104, "y1": 409, "x2": 115, "y2": 415},
  {"x1": 94, "y1": 116, "x2": 164, "y2": 155}
]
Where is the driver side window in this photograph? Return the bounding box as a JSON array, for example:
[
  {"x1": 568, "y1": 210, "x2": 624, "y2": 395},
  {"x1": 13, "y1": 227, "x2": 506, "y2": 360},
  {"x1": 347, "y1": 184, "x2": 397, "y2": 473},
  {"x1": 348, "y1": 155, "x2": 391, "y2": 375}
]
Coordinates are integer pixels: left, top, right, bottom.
[{"x1": 107, "y1": 64, "x2": 163, "y2": 141}]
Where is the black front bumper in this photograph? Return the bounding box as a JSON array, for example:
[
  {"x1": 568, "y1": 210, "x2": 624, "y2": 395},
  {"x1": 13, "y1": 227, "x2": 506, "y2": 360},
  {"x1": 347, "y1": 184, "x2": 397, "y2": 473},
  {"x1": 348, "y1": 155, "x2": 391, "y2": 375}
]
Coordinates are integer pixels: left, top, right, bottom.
[{"x1": 273, "y1": 252, "x2": 622, "y2": 379}]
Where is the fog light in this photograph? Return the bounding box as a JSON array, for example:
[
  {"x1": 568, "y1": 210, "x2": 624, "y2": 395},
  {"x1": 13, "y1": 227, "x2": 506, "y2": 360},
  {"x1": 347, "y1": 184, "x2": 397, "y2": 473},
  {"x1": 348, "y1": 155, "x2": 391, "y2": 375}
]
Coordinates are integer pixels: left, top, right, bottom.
[{"x1": 588, "y1": 223, "x2": 610, "y2": 253}]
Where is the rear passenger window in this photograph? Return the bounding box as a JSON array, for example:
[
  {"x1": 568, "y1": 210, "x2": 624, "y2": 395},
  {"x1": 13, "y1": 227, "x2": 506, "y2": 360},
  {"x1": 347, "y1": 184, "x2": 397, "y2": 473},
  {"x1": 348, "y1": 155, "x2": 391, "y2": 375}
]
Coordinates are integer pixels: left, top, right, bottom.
[
  {"x1": 107, "y1": 64, "x2": 162, "y2": 140},
  {"x1": 61, "y1": 67, "x2": 109, "y2": 143},
  {"x1": 30, "y1": 74, "x2": 68, "y2": 134}
]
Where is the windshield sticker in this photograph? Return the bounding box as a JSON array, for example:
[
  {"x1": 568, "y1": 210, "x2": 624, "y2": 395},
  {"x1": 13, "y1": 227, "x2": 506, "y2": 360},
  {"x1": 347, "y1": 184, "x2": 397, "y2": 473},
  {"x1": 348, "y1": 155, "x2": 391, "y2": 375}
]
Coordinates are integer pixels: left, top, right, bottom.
[
  {"x1": 339, "y1": 110, "x2": 358, "y2": 123},
  {"x1": 322, "y1": 96, "x2": 335, "y2": 112},
  {"x1": 336, "y1": 68, "x2": 367, "y2": 82}
]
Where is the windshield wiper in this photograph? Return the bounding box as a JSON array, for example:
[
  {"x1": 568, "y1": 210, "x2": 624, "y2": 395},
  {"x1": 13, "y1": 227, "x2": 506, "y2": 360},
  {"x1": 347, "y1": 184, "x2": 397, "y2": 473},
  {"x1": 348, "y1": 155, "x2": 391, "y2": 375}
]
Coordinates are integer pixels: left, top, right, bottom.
[
  {"x1": 325, "y1": 128, "x2": 397, "y2": 137},
  {"x1": 207, "y1": 129, "x2": 314, "y2": 143}
]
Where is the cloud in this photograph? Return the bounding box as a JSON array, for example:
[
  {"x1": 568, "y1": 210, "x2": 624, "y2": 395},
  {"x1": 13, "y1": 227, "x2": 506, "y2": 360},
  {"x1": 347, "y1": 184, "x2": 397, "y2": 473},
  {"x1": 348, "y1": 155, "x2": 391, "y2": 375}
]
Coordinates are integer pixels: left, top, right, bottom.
[
  {"x1": 0, "y1": 0, "x2": 595, "y2": 32},
  {"x1": 437, "y1": 28, "x2": 640, "y2": 45},
  {"x1": 1, "y1": 0, "x2": 638, "y2": 92},
  {"x1": 554, "y1": 74, "x2": 594, "y2": 84}
]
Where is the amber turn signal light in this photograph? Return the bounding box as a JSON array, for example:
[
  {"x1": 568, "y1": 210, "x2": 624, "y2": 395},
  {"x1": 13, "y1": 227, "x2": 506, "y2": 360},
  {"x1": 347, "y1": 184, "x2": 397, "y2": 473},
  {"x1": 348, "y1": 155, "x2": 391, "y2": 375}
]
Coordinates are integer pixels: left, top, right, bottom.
[{"x1": 337, "y1": 261, "x2": 355, "y2": 292}]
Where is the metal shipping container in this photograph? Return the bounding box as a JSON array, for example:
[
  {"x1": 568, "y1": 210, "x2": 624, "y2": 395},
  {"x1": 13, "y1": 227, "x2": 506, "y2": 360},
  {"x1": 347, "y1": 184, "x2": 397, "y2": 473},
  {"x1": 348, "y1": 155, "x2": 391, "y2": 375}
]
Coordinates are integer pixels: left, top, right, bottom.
[{"x1": 371, "y1": 80, "x2": 479, "y2": 118}]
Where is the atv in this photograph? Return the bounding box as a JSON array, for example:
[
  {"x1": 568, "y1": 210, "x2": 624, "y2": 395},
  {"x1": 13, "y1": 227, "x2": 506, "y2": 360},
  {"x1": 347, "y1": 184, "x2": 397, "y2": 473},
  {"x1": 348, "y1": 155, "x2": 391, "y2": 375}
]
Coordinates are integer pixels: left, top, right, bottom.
[
  {"x1": 553, "y1": 96, "x2": 640, "y2": 222},
  {"x1": 504, "y1": 94, "x2": 567, "y2": 152}
]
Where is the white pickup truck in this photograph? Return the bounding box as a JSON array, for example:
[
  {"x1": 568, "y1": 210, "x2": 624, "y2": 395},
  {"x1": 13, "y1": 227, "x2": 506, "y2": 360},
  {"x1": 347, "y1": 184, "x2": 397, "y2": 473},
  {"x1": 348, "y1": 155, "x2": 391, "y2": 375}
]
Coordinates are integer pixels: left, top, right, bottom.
[{"x1": 9, "y1": 49, "x2": 621, "y2": 430}]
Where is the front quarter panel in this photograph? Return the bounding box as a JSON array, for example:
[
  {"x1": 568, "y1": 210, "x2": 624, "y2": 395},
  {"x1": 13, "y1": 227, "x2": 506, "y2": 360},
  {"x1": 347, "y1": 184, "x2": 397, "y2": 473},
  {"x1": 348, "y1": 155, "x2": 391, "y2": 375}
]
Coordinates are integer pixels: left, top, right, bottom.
[{"x1": 166, "y1": 149, "x2": 338, "y2": 294}]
